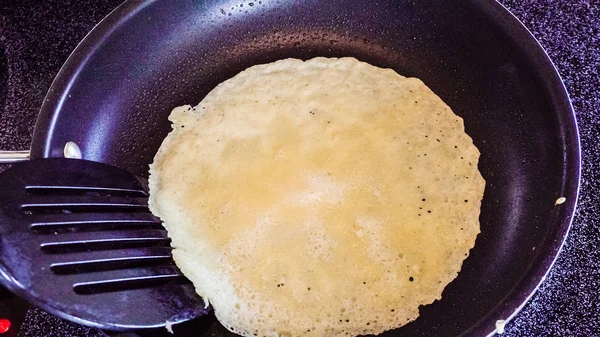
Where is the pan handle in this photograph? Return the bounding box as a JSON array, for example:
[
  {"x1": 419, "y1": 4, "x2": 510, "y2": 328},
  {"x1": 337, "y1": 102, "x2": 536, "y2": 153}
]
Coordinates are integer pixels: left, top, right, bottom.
[{"x1": 0, "y1": 150, "x2": 30, "y2": 163}]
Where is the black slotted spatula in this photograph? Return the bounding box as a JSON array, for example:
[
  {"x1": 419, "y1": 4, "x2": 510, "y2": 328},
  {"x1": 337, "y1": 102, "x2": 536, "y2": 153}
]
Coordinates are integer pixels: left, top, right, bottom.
[{"x1": 0, "y1": 158, "x2": 207, "y2": 331}]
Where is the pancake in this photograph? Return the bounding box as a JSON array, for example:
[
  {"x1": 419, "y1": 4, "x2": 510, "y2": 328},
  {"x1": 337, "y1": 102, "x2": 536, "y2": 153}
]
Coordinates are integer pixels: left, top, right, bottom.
[{"x1": 148, "y1": 57, "x2": 485, "y2": 337}]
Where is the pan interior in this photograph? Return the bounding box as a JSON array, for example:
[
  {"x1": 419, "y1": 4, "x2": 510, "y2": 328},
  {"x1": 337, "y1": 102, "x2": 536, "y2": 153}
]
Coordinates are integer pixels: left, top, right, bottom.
[{"x1": 33, "y1": 0, "x2": 579, "y2": 336}]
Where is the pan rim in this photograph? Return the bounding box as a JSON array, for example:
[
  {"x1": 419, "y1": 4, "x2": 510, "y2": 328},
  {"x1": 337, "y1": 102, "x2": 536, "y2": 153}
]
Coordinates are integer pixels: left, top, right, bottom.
[
  {"x1": 469, "y1": 1, "x2": 581, "y2": 335},
  {"x1": 28, "y1": 0, "x2": 581, "y2": 335}
]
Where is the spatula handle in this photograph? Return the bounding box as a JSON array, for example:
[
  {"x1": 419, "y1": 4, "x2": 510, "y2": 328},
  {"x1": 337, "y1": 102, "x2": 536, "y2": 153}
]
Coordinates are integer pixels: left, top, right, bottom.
[
  {"x1": 0, "y1": 142, "x2": 81, "y2": 163},
  {"x1": 0, "y1": 150, "x2": 30, "y2": 163}
]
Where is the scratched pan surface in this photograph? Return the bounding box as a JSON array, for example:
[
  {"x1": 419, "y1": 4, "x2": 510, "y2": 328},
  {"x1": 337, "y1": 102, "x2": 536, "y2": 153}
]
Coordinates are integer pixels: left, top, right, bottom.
[{"x1": 29, "y1": 0, "x2": 579, "y2": 336}]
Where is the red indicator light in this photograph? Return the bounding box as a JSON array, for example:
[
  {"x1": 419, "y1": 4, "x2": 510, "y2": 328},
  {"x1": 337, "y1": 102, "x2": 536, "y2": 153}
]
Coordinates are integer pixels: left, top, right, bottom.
[{"x1": 0, "y1": 318, "x2": 10, "y2": 334}]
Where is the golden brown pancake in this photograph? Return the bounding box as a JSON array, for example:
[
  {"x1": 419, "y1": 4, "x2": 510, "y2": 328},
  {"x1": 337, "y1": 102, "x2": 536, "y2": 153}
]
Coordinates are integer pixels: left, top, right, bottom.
[{"x1": 149, "y1": 57, "x2": 485, "y2": 337}]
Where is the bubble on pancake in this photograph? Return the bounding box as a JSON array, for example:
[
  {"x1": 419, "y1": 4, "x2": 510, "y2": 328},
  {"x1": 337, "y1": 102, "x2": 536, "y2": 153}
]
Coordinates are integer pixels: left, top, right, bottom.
[{"x1": 149, "y1": 57, "x2": 485, "y2": 337}]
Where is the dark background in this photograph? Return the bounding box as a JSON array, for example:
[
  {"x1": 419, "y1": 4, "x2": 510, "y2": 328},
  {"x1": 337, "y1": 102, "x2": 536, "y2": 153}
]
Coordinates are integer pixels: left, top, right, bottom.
[{"x1": 0, "y1": 0, "x2": 599, "y2": 336}]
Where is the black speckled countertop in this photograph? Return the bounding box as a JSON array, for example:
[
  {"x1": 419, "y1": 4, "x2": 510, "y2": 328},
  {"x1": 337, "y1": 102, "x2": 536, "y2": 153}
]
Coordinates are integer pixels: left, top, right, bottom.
[{"x1": 0, "y1": 1, "x2": 599, "y2": 336}]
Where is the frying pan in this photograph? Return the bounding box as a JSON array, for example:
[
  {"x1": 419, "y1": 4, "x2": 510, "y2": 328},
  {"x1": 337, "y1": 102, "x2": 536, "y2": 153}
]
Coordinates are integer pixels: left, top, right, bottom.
[{"x1": 0, "y1": 0, "x2": 580, "y2": 336}]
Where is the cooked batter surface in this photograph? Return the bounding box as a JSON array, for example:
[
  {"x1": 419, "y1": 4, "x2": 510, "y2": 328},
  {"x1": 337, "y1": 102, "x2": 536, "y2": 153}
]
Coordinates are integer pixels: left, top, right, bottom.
[{"x1": 149, "y1": 57, "x2": 485, "y2": 337}]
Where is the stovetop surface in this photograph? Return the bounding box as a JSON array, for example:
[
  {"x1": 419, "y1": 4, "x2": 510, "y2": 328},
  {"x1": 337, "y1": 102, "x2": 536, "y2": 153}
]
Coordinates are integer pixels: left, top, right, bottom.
[{"x1": 1, "y1": 1, "x2": 599, "y2": 336}]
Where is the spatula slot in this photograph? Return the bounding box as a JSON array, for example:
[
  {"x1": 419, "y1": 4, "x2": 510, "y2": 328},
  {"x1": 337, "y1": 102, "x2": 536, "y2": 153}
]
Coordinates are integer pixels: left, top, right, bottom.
[
  {"x1": 25, "y1": 185, "x2": 148, "y2": 197},
  {"x1": 73, "y1": 274, "x2": 187, "y2": 294},
  {"x1": 31, "y1": 219, "x2": 163, "y2": 234},
  {"x1": 41, "y1": 237, "x2": 170, "y2": 254},
  {"x1": 21, "y1": 206, "x2": 150, "y2": 215},
  {"x1": 51, "y1": 255, "x2": 174, "y2": 274},
  {"x1": 21, "y1": 195, "x2": 151, "y2": 214}
]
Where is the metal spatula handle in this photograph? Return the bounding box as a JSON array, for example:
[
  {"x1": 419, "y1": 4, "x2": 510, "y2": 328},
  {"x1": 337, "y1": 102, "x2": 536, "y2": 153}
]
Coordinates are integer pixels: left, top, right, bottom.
[
  {"x1": 0, "y1": 141, "x2": 83, "y2": 164},
  {"x1": 0, "y1": 150, "x2": 30, "y2": 163}
]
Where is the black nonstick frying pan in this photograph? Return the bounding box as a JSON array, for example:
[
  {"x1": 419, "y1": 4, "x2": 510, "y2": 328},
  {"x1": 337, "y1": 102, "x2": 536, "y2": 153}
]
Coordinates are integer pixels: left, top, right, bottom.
[{"x1": 0, "y1": 0, "x2": 580, "y2": 336}]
